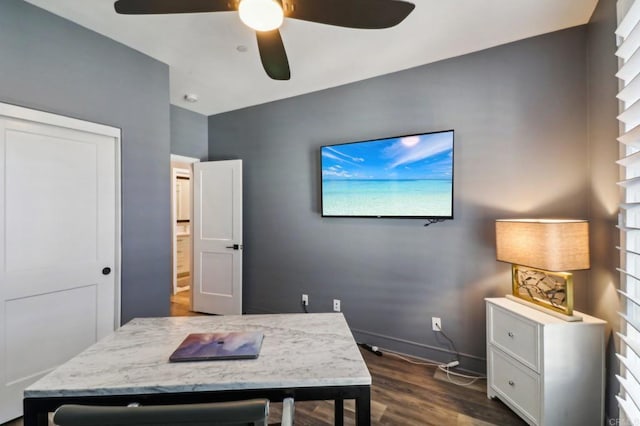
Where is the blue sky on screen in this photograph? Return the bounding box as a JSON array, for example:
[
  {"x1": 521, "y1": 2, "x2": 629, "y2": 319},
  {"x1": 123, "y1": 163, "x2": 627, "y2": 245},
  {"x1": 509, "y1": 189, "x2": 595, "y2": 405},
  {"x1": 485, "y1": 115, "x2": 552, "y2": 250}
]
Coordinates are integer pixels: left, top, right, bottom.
[{"x1": 322, "y1": 131, "x2": 453, "y2": 180}]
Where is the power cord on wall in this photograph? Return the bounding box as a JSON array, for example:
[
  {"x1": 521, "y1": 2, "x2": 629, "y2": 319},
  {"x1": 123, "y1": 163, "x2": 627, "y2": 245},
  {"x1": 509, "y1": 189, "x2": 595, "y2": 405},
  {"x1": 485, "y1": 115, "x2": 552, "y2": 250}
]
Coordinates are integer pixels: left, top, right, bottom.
[
  {"x1": 433, "y1": 322, "x2": 460, "y2": 363},
  {"x1": 432, "y1": 322, "x2": 485, "y2": 385},
  {"x1": 424, "y1": 218, "x2": 447, "y2": 227},
  {"x1": 358, "y1": 323, "x2": 486, "y2": 387}
]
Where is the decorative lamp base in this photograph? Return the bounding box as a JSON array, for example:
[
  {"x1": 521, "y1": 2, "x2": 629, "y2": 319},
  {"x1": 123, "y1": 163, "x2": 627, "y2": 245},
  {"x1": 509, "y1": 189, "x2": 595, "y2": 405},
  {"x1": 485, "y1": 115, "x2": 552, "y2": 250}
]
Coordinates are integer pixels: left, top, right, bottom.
[
  {"x1": 504, "y1": 295, "x2": 583, "y2": 322},
  {"x1": 510, "y1": 264, "x2": 578, "y2": 319}
]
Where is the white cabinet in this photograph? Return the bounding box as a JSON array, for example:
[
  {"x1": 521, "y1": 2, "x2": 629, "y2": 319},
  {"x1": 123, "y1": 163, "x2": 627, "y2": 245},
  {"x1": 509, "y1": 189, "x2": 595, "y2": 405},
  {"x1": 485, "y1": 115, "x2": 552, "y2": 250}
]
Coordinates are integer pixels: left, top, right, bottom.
[{"x1": 486, "y1": 297, "x2": 605, "y2": 426}]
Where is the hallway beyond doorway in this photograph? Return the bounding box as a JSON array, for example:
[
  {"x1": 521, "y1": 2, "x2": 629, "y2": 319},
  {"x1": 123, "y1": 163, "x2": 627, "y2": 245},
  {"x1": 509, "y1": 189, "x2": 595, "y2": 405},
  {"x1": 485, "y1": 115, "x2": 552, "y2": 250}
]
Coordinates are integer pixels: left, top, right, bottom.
[{"x1": 170, "y1": 289, "x2": 198, "y2": 317}]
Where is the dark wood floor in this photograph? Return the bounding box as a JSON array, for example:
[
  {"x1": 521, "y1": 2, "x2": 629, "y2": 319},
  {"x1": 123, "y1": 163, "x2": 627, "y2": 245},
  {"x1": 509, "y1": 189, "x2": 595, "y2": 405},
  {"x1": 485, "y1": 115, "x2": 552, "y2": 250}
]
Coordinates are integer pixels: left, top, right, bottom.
[
  {"x1": 265, "y1": 347, "x2": 525, "y2": 426},
  {"x1": 2, "y1": 294, "x2": 525, "y2": 426}
]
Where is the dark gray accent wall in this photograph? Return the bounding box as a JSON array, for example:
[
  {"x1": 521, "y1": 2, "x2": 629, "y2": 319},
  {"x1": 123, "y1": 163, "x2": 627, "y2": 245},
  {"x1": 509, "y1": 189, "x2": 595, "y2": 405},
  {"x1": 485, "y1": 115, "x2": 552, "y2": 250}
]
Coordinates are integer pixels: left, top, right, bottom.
[
  {"x1": 209, "y1": 27, "x2": 589, "y2": 371},
  {"x1": 587, "y1": 0, "x2": 619, "y2": 421},
  {"x1": 0, "y1": 0, "x2": 171, "y2": 323},
  {"x1": 171, "y1": 105, "x2": 208, "y2": 160}
]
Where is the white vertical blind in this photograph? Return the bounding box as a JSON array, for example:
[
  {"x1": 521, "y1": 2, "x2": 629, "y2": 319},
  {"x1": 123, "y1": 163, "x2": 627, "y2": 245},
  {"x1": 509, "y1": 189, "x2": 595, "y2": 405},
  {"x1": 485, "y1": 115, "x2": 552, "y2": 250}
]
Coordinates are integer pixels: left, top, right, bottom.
[{"x1": 618, "y1": 1, "x2": 640, "y2": 423}]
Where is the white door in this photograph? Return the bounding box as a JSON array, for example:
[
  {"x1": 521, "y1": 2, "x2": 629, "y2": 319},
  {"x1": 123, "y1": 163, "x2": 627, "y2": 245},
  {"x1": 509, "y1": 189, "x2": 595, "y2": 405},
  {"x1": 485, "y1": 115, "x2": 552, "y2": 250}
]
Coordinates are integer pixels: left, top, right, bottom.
[
  {"x1": 0, "y1": 105, "x2": 120, "y2": 423},
  {"x1": 192, "y1": 160, "x2": 242, "y2": 315}
]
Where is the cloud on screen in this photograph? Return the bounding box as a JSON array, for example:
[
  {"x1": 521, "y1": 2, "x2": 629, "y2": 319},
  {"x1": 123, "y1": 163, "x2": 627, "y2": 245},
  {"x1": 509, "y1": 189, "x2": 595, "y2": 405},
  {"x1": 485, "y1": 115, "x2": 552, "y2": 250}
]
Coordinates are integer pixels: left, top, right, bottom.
[{"x1": 384, "y1": 133, "x2": 452, "y2": 169}]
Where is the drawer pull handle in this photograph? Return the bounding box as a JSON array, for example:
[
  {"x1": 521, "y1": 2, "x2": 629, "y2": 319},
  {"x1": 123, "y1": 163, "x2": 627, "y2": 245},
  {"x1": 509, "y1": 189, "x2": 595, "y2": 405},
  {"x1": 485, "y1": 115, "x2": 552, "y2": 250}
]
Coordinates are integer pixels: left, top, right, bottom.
[
  {"x1": 507, "y1": 332, "x2": 514, "y2": 338},
  {"x1": 508, "y1": 380, "x2": 515, "y2": 386}
]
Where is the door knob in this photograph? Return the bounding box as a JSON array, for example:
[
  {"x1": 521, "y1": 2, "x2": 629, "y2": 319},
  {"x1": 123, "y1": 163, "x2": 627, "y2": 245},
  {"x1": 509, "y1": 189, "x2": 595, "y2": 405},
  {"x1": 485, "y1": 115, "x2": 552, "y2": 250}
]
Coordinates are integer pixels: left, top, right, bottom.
[
  {"x1": 225, "y1": 244, "x2": 241, "y2": 250},
  {"x1": 102, "y1": 267, "x2": 112, "y2": 275}
]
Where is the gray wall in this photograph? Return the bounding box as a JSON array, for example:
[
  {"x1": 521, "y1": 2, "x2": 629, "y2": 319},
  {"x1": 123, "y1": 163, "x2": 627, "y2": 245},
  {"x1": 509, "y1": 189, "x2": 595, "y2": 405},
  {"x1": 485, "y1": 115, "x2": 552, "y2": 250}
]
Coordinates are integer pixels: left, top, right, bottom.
[
  {"x1": 171, "y1": 105, "x2": 208, "y2": 160},
  {"x1": 0, "y1": 0, "x2": 171, "y2": 323},
  {"x1": 1, "y1": 0, "x2": 617, "y2": 410},
  {"x1": 209, "y1": 27, "x2": 590, "y2": 371},
  {"x1": 587, "y1": 0, "x2": 620, "y2": 421}
]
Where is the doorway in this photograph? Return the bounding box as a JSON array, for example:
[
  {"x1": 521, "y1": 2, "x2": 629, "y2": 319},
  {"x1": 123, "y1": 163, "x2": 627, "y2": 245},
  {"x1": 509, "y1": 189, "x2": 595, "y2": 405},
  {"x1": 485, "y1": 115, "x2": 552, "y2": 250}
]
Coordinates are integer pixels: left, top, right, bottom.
[
  {"x1": 170, "y1": 154, "x2": 198, "y2": 317},
  {"x1": 168, "y1": 158, "x2": 243, "y2": 316}
]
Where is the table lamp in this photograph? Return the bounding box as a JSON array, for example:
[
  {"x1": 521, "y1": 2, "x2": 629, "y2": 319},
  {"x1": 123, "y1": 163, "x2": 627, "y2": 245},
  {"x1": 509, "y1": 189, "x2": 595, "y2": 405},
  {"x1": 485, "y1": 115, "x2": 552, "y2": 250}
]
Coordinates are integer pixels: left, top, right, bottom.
[{"x1": 495, "y1": 219, "x2": 590, "y2": 321}]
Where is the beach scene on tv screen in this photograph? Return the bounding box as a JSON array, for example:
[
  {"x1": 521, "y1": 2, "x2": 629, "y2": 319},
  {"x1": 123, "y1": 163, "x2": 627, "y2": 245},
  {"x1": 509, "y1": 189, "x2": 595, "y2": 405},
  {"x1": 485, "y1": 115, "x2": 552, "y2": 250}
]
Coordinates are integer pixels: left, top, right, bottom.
[{"x1": 321, "y1": 131, "x2": 453, "y2": 217}]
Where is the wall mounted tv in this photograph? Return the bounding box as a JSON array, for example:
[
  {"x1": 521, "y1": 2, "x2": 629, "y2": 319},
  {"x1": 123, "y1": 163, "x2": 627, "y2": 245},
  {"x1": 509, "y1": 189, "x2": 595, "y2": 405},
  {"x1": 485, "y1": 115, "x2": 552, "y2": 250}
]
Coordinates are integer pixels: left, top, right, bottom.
[{"x1": 321, "y1": 130, "x2": 454, "y2": 218}]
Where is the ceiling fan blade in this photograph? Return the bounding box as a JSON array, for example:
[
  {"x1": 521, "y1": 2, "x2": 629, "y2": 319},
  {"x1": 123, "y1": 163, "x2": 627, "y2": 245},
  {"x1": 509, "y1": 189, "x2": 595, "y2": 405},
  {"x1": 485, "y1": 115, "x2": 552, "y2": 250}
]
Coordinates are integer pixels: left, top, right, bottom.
[
  {"x1": 256, "y1": 30, "x2": 291, "y2": 81},
  {"x1": 285, "y1": 0, "x2": 414, "y2": 29},
  {"x1": 114, "y1": 0, "x2": 234, "y2": 14}
]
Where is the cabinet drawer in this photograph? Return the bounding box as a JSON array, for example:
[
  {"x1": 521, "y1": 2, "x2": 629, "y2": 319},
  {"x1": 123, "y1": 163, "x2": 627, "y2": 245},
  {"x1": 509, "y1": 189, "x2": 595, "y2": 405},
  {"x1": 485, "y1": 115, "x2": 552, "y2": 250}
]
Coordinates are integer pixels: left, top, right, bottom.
[
  {"x1": 489, "y1": 347, "x2": 540, "y2": 425},
  {"x1": 489, "y1": 303, "x2": 540, "y2": 371}
]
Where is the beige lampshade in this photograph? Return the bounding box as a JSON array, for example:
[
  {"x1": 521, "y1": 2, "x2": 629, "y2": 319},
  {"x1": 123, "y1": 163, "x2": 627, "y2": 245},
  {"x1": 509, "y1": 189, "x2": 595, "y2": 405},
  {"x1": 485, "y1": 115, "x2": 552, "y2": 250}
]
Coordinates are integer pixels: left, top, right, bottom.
[{"x1": 495, "y1": 219, "x2": 590, "y2": 271}]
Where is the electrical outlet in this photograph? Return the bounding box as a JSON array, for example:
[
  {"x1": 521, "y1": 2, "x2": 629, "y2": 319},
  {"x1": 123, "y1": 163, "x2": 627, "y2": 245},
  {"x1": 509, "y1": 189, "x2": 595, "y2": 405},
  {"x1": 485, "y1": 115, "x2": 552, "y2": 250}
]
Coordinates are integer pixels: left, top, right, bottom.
[
  {"x1": 333, "y1": 299, "x2": 341, "y2": 312},
  {"x1": 432, "y1": 317, "x2": 442, "y2": 331},
  {"x1": 302, "y1": 294, "x2": 309, "y2": 305}
]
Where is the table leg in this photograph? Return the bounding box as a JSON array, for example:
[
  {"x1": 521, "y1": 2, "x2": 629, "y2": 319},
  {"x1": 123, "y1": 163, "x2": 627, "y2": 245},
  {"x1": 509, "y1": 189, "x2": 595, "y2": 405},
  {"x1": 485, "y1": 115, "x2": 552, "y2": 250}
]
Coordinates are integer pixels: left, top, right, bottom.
[
  {"x1": 355, "y1": 386, "x2": 371, "y2": 426},
  {"x1": 23, "y1": 399, "x2": 47, "y2": 426},
  {"x1": 334, "y1": 399, "x2": 344, "y2": 426}
]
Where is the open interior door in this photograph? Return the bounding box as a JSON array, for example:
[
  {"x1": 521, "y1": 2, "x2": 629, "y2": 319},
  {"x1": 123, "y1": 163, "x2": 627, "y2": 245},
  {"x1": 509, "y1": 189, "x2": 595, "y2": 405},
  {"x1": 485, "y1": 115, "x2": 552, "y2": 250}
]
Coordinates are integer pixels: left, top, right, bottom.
[{"x1": 192, "y1": 160, "x2": 242, "y2": 315}]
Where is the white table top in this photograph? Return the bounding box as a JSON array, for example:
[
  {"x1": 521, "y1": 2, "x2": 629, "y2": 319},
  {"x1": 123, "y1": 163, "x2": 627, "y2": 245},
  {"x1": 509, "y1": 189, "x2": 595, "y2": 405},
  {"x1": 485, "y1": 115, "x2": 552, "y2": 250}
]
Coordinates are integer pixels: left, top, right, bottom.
[{"x1": 25, "y1": 313, "x2": 371, "y2": 398}]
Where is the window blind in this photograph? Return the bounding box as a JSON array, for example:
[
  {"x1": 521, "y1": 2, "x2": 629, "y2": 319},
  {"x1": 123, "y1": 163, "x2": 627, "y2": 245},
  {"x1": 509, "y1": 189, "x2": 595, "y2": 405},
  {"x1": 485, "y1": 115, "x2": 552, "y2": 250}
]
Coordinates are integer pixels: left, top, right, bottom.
[{"x1": 617, "y1": 0, "x2": 640, "y2": 423}]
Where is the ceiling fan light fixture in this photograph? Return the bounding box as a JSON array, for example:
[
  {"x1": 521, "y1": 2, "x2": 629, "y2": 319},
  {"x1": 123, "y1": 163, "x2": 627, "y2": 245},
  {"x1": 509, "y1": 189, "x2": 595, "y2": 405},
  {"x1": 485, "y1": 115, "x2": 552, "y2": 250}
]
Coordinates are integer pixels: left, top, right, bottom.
[{"x1": 238, "y1": 0, "x2": 284, "y2": 32}]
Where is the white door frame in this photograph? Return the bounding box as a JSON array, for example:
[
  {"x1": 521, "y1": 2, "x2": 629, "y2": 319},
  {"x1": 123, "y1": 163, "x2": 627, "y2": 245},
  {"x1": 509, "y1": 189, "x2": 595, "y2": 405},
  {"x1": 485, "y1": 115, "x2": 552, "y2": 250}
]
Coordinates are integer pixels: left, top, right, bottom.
[
  {"x1": 0, "y1": 102, "x2": 122, "y2": 328},
  {"x1": 170, "y1": 154, "x2": 199, "y2": 297}
]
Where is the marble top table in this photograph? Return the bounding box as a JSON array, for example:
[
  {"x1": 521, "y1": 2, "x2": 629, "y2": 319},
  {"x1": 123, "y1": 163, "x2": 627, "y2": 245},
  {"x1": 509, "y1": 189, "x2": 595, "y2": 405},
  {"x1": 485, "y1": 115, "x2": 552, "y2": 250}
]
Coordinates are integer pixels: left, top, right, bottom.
[{"x1": 23, "y1": 313, "x2": 371, "y2": 426}]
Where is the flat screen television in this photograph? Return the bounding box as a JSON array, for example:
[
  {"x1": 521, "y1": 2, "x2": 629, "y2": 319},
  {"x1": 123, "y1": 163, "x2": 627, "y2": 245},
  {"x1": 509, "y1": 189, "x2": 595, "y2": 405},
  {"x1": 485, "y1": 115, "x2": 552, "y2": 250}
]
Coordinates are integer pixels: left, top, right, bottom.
[{"x1": 321, "y1": 130, "x2": 454, "y2": 218}]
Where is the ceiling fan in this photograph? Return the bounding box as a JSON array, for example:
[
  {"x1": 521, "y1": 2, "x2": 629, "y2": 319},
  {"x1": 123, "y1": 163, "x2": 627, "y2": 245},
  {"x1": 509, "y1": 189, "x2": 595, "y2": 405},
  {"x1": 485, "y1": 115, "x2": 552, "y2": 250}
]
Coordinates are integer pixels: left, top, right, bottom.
[{"x1": 114, "y1": 0, "x2": 415, "y2": 80}]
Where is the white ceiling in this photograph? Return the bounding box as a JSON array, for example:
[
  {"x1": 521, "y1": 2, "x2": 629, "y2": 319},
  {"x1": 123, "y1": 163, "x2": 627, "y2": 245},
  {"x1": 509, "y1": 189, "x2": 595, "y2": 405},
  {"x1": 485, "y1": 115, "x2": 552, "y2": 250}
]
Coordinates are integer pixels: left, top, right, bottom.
[{"x1": 25, "y1": 0, "x2": 598, "y2": 116}]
